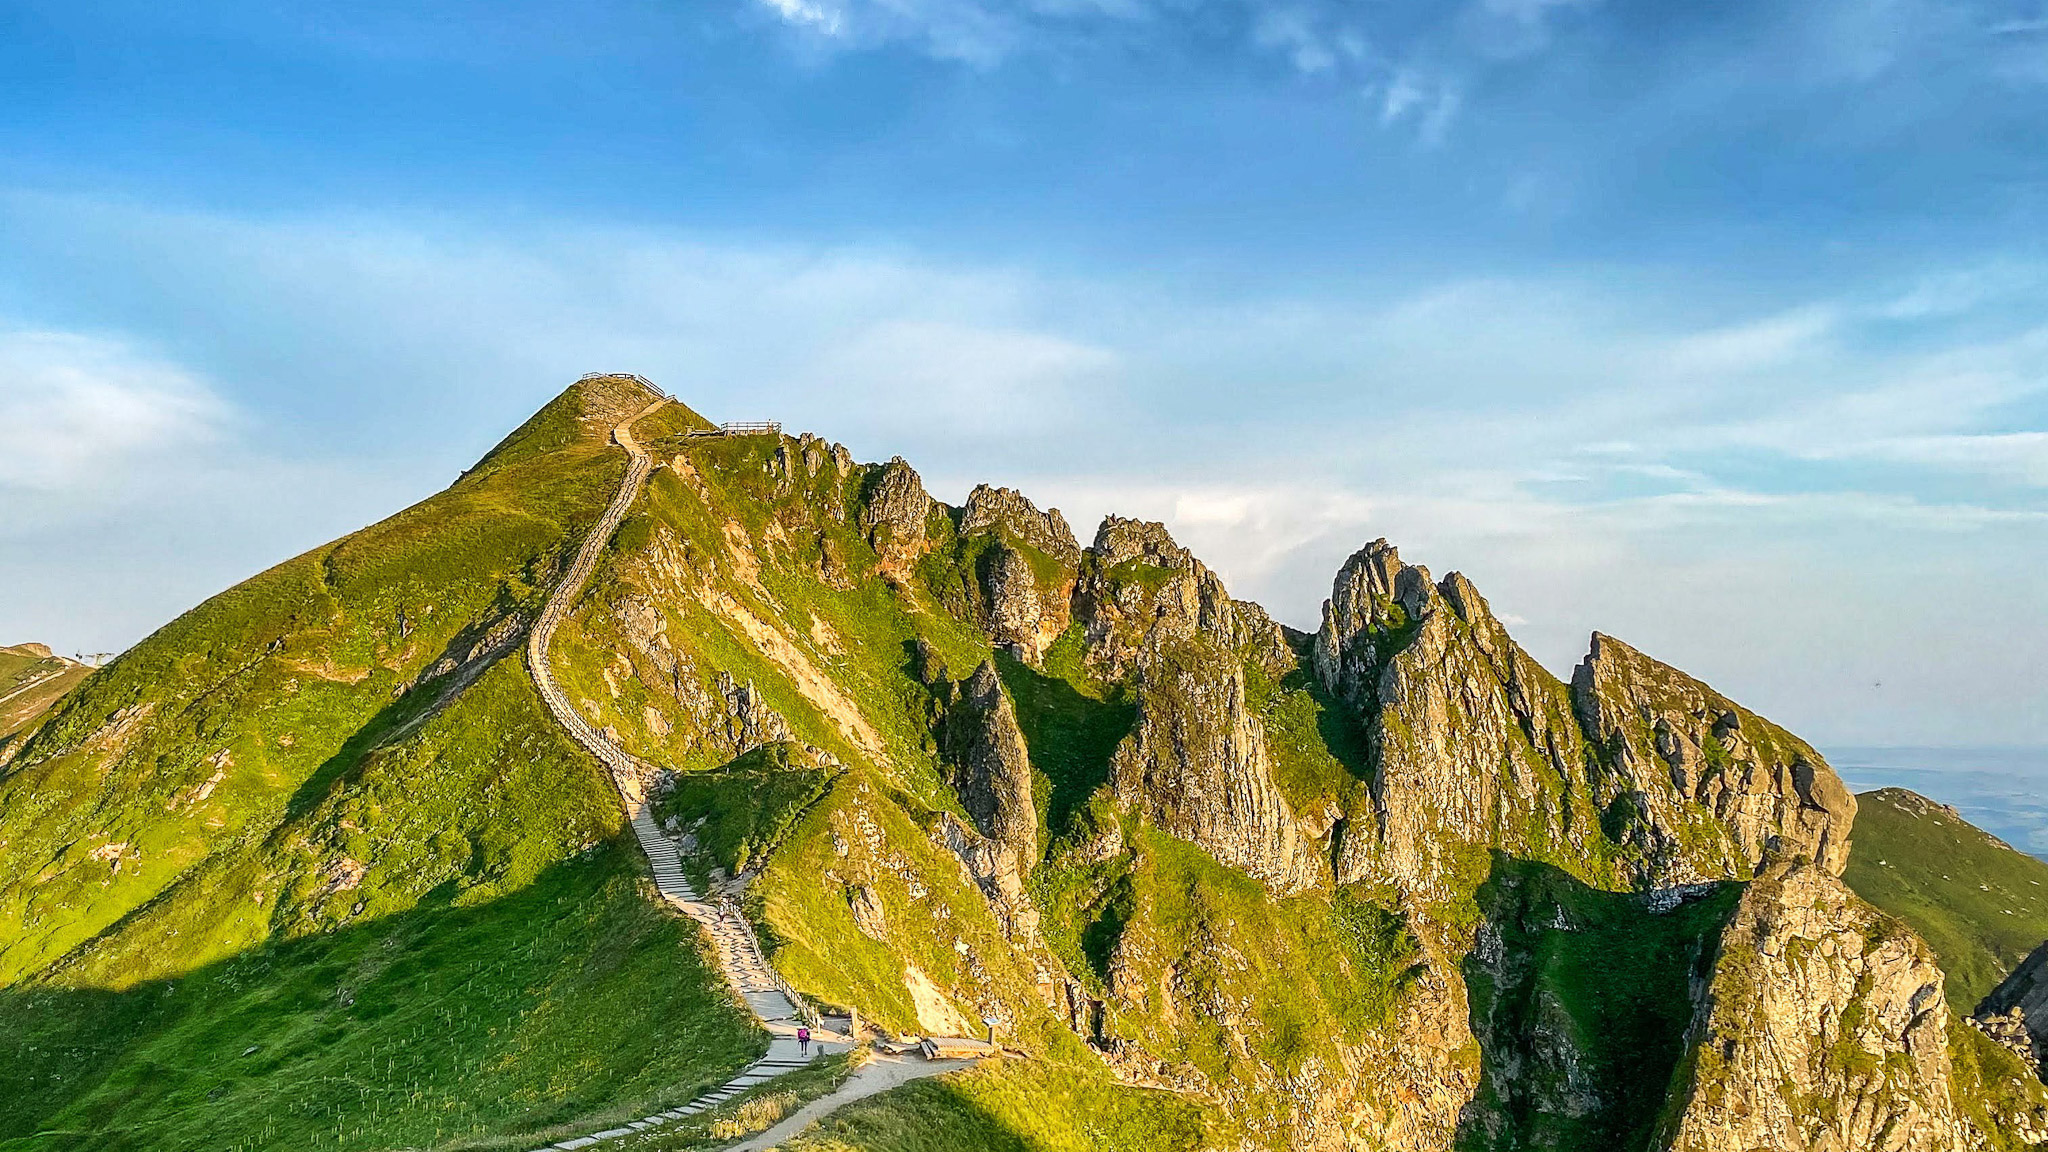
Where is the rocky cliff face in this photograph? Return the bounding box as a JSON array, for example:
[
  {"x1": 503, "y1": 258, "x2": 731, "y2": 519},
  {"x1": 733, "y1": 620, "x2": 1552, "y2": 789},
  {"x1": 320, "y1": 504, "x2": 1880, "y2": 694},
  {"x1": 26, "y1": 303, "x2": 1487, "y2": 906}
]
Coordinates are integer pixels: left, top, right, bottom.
[
  {"x1": 1075, "y1": 516, "x2": 1288, "y2": 679},
  {"x1": 1314, "y1": 540, "x2": 1604, "y2": 900},
  {"x1": 1312, "y1": 539, "x2": 1856, "y2": 901},
  {"x1": 32, "y1": 378, "x2": 2034, "y2": 1152},
  {"x1": 943, "y1": 659, "x2": 1041, "y2": 867},
  {"x1": 1660, "y1": 862, "x2": 1967, "y2": 1152},
  {"x1": 956, "y1": 484, "x2": 1081, "y2": 663},
  {"x1": 1574, "y1": 632, "x2": 1855, "y2": 879},
  {"x1": 859, "y1": 457, "x2": 937, "y2": 579},
  {"x1": 1110, "y1": 637, "x2": 1321, "y2": 895},
  {"x1": 1975, "y1": 940, "x2": 2048, "y2": 1073}
]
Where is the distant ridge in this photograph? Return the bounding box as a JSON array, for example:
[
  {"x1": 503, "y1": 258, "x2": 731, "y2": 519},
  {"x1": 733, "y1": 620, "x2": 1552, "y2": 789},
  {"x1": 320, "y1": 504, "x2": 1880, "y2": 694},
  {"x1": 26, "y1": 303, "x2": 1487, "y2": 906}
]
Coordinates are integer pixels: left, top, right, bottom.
[{"x1": 0, "y1": 641, "x2": 90, "y2": 742}]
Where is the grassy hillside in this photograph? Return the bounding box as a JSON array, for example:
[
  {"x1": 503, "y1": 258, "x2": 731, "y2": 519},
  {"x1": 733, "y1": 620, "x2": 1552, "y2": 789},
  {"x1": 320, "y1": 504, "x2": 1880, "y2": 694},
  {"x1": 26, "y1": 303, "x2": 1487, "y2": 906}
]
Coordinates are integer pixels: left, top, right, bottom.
[
  {"x1": 0, "y1": 644, "x2": 91, "y2": 742},
  {"x1": 1845, "y1": 787, "x2": 2048, "y2": 1014},
  {"x1": 0, "y1": 379, "x2": 763, "y2": 1152},
  {"x1": 11, "y1": 376, "x2": 2035, "y2": 1151},
  {"x1": 783, "y1": 1057, "x2": 1212, "y2": 1152},
  {"x1": 0, "y1": 839, "x2": 756, "y2": 1152},
  {"x1": 1460, "y1": 857, "x2": 1741, "y2": 1151}
]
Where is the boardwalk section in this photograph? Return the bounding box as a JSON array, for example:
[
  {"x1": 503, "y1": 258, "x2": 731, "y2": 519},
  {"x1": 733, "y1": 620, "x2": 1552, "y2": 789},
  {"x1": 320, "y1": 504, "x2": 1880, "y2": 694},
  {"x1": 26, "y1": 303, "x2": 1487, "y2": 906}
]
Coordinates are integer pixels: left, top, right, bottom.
[{"x1": 523, "y1": 380, "x2": 828, "y2": 1151}]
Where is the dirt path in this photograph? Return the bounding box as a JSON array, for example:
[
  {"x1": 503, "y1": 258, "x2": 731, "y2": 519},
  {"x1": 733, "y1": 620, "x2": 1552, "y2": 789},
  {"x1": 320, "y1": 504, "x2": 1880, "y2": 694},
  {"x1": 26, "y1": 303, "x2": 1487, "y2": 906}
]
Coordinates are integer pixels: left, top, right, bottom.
[{"x1": 729, "y1": 1055, "x2": 978, "y2": 1152}]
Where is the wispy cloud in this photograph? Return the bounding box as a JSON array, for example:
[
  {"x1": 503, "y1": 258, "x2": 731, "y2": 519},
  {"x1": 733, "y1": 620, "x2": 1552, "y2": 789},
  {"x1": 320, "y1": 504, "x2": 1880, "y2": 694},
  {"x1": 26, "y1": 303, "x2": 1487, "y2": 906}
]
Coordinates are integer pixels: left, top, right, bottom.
[
  {"x1": 0, "y1": 331, "x2": 230, "y2": 490},
  {"x1": 3, "y1": 193, "x2": 2044, "y2": 740}
]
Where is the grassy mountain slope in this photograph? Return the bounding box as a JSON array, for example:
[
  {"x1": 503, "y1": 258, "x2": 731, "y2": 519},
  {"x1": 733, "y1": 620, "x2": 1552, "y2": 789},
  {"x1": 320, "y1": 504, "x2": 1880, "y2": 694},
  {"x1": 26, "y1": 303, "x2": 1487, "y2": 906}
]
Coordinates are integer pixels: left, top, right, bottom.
[
  {"x1": 9, "y1": 377, "x2": 2037, "y2": 1152},
  {"x1": 0, "y1": 644, "x2": 90, "y2": 742},
  {"x1": 554, "y1": 428, "x2": 1233, "y2": 1141},
  {"x1": 1845, "y1": 787, "x2": 2048, "y2": 1014},
  {"x1": 0, "y1": 379, "x2": 761, "y2": 1151},
  {"x1": 543, "y1": 422, "x2": 1466, "y2": 1143}
]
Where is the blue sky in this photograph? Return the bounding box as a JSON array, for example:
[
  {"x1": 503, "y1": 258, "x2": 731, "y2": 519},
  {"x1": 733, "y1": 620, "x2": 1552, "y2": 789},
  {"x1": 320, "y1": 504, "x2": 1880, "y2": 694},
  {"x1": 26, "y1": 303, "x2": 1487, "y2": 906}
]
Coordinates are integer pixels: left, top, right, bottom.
[{"x1": 1, "y1": 0, "x2": 2044, "y2": 746}]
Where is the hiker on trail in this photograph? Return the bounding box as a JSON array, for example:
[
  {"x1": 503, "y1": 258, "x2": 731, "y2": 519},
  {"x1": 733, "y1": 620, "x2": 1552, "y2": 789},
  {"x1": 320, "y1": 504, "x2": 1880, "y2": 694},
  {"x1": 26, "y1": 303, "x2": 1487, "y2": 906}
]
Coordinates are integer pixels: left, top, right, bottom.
[{"x1": 797, "y1": 1026, "x2": 811, "y2": 1056}]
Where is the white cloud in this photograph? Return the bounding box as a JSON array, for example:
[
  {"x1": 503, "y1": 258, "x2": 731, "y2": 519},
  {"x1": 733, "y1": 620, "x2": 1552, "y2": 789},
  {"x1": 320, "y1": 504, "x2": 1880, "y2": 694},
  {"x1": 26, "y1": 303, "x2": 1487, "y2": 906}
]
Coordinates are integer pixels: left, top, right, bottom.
[
  {"x1": 0, "y1": 331, "x2": 230, "y2": 490},
  {"x1": 1462, "y1": 0, "x2": 1600, "y2": 59},
  {"x1": 3, "y1": 195, "x2": 2045, "y2": 742},
  {"x1": 1817, "y1": 432, "x2": 2048, "y2": 487},
  {"x1": 758, "y1": 0, "x2": 846, "y2": 35},
  {"x1": 1656, "y1": 306, "x2": 1839, "y2": 377}
]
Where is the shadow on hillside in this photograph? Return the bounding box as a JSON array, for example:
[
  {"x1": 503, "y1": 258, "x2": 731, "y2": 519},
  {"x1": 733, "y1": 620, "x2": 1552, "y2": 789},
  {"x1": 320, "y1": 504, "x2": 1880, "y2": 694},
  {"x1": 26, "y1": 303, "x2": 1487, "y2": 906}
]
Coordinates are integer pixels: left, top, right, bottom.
[
  {"x1": 991, "y1": 653, "x2": 1135, "y2": 844},
  {"x1": 806, "y1": 1066, "x2": 1207, "y2": 1152},
  {"x1": 0, "y1": 836, "x2": 760, "y2": 1152},
  {"x1": 1279, "y1": 660, "x2": 1375, "y2": 786},
  {"x1": 1453, "y1": 853, "x2": 1741, "y2": 1152}
]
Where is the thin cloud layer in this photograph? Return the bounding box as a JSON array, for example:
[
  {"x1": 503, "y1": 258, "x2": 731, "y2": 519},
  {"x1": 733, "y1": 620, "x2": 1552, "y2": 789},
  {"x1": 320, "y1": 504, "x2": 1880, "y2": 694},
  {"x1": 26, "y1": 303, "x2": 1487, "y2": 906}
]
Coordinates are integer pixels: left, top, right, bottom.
[
  {"x1": 1, "y1": 195, "x2": 2039, "y2": 742},
  {"x1": 0, "y1": 331, "x2": 229, "y2": 491}
]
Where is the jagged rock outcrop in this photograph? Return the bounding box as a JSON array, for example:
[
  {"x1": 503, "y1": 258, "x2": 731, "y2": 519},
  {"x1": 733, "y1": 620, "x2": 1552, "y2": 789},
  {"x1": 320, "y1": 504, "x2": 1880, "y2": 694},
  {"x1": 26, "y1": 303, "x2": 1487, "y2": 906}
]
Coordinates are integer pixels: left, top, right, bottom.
[
  {"x1": 1574, "y1": 632, "x2": 1855, "y2": 877},
  {"x1": 1312, "y1": 539, "x2": 1856, "y2": 897},
  {"x1": 1110, "y1": 638, "x2": 1320, "y2": 894},
  {"x1": 609, "y1": 592, "x2": 794, "y2": 761},
  {"x1": 1314, "y1": 540, "x2": 1600, "y2": 898},
  {"x1": 934, "y1": 811, "x2": 1042, "y2": 946},
  {"x1": 957, "y1": 484, "x2": 1081, "y2": 662},
  {"x1": 1975, "y1": 940, "x2": 2048, "y2": 1073},
  {"x1": 961, "y1": 484, "x2": 1081, "y2": 563},
  {"x1": 1660, "y1": 862, "x2": 1967, "y2": 1152},
  {"x1": 859, "y1": 457, "x2": 936, "y2": 579},
  {"x1": 772, "y1": 432, "x2": 856, "y2": 488},
  {"x1": 1075, "y1": 516, "x2": 1289, "y2": 678},
  {"x1": 942, "y1": 660, "x2": 1040, "y2": 866}
]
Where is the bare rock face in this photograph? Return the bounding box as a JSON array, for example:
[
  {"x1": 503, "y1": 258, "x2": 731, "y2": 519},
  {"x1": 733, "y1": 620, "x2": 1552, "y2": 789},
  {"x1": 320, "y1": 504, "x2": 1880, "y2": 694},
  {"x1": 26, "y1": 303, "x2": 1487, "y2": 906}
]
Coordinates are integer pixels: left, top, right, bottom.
[
  {"x1": 859, "y1": 457, "x2": 936, "y2": 579},
  {"x1": 960, "y1": 484, "x2": 1081, "y2": 564},
  {"x1": 1573, "y1": 632, "x2": 1855, "y2": 877},
  {"x1": 1075, "y1": 516, "x2": 1289, "y2": 678},
  {"x1": 958, "y1": 485, "x2": 1081, "y2": 662},
  {"x1": 934, "y1": 810, "x2": 1042, "y2": 946},
  {"x1": 1110, "y1": 638, "x2": 1320, "y2": 894},
  {"x1": 1974, "y1": 940, "x2": 2048, "y2": 1072},
  {"x1": 942, "y1": 660, "x2": 1039, "y2": 866},
  {"x1": 1312, "y1": 538, "x2": 1426, "y2": 707},
  {"x1": 1313, "y1": 540, "x2": 1600, "y2": 899},
  {"x1": 1660, "y1": 862, "x2": 1967, "y2": 1152},
  {"x1": 1311, "y1": 538, "x2": 1856, "y2": 897},
  {"x1": 610, "y1": 591, "x2": 793, "y2": 761}
]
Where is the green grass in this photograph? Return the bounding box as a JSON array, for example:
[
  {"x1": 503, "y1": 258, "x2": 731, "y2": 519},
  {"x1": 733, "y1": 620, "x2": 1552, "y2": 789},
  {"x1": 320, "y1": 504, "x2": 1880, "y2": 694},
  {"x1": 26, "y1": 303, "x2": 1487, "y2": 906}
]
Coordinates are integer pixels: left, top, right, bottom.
[
  {"x1": 1243, "y1": 654, "x2": 1369, "y2": 818},
  {"x1": 1059, "y1": 825, "x2": 1419, "y2": 1142},
  {"x1": 749, "y1": 771, "x2": 1054, "y2": 1038},
  {"x1": 0, "y1": 839, "x2": 761, "y2": 1152},
  {"x1": 1947, "y1": 1023, "x2": 2048, "y2": 1152},
  {"x1": 1843, "y1": 787, "x2": 2048, "y2": 1014},
  {"x1": 0, "y1": 379, "x2": 771, "y2": 1152},
  {"x1": 0, "y1": 646, "x2": 91, "y2": 741},
  {"x1": 0, "y1": 379, "x2": 628, "y2": 987},
  {"x1": 1458, "y1": 854, "x2": 1741, "y2": 1152},
  {"x1": 555, "y1": 425, "x2": 995, "y2": 812},
  {"x1": 994, "y1": 629, "x2": 1132, "y2": 845},
  {"x1": 657, "y1": 742, "x2": 837, "y2": 877},
  {"x1": 782, "y1": 1055, "x2": 1214, "y2": 1152},
  {"x1": 612, "y1": 1046, "x2": 865, "y2": 1151}
]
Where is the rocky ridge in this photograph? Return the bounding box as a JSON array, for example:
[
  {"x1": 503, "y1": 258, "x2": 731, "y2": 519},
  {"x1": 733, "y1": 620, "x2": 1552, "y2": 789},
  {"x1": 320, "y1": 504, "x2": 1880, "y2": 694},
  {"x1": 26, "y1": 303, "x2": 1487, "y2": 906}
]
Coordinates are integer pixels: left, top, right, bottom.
[{"x1": 13, "y1": 376, "x2": 2042, "y2": 1152}]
